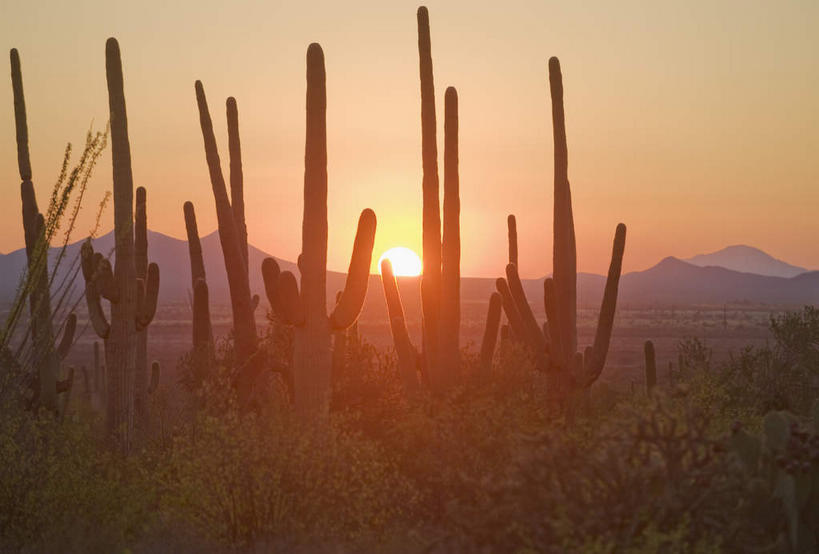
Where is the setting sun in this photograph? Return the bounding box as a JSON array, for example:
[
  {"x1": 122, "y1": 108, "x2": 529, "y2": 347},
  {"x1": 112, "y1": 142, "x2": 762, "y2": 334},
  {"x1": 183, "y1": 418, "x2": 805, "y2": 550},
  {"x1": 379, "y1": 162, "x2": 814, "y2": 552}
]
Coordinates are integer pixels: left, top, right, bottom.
[{"x1": 378, "y1": 247, "x2": 422, "y2": 277}]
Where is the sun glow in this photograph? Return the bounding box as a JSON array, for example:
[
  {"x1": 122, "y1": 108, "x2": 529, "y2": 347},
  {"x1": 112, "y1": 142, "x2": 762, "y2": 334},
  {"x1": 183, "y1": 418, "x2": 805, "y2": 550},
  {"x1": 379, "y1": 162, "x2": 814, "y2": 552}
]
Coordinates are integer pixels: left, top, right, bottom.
[{"x1": 378, "y1": 247, "x2": 422, "y2": 277}]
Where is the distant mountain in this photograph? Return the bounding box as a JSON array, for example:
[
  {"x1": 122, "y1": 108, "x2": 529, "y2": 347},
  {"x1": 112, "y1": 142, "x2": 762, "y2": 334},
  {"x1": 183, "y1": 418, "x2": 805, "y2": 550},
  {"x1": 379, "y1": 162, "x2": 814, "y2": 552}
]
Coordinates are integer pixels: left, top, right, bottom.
[
  {"x1": 684, "y1": 245, "x2": 808, "y2": 278},
  {"x1": 0, "y1": 233, "x2": 816, "y2": 313}
]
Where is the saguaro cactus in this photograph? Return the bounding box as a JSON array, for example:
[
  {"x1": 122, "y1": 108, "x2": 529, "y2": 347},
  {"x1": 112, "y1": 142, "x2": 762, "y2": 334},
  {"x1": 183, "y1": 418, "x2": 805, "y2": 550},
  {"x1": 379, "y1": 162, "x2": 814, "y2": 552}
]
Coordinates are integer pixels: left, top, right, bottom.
[
  {"x1": 10, "y1": 48, "x2": 77, "y2": 413},
  {"x1": 644, "y1": 340, "x2": 656, "y2": 393},
  {"x1": 414, "y1": 7, "x2": 462, "y2": 390},
  {"x1": 183, "y1": 201, "x2": 214, "y2": 379},
  {"x1": 479, "y1": 292, "x2": 502, "y2": 377},
  {"x1": 81, "y1": 38, "x2": 159, "y2": 452},
  {"x1": 507, "y1": 215, "x2": 518, "y2": 267},
  {"x1": 495, "y1": 57, "x2": 627, "y2": 393},
  {"x1": 262, "y1": 44, "x2": 376, "y2": 418},
  {"x1": 195, "y1": 84, "x2": 258, "y2": 405}
]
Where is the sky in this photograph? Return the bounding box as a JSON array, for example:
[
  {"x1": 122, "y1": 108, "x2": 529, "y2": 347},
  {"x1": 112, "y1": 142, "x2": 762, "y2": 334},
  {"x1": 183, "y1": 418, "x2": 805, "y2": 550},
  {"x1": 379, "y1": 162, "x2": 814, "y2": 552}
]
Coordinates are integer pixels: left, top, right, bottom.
[{"x1": 0, "y1": 0, "x2": 817, "y2": 278}]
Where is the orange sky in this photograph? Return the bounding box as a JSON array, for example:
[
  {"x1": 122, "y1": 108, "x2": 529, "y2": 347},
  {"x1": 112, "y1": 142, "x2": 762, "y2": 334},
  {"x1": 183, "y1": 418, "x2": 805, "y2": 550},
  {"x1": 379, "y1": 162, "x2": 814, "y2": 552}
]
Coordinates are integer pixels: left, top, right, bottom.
[{"x1": 1, "y1": 0, "x2": 817, "y2": 277}]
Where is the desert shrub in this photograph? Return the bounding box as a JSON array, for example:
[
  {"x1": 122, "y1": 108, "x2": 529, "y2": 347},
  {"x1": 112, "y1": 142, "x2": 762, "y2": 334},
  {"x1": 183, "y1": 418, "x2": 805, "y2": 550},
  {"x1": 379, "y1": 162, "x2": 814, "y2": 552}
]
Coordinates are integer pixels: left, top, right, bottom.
[
  {"x1": 0, "y1": 402, "x2": 154, "y2": 553},
  {"x1": 153, "y1": 369, "x2": 417, "y2": 551}
]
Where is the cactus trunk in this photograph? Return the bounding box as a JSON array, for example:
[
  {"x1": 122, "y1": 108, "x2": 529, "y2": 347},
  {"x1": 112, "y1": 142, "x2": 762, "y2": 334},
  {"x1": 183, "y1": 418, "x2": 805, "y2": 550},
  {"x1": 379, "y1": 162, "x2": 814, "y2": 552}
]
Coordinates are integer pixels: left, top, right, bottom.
[
  {"x1": 417, "y1": 6, "x2": 443, "y2": 388},
  {"x1": 105, "y1": 37, "x2": 138, "y2": 451},
  {"x1": 195, "y1": 82, "x2": 258, "y2": 406},
  {"x1": 438, "y1": 87, "x2": 460, "y2": 385},
  {"x1": 261, "y1": 43, "x2": 375, "y2": 418}
]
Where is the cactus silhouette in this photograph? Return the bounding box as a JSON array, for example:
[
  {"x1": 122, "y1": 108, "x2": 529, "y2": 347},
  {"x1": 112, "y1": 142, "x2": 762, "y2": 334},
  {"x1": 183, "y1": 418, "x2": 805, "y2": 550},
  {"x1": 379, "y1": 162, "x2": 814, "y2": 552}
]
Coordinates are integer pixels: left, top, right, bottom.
[
  {"x1": 379, "y1": 7, "x2": 461, "y2": 392},
  {"x1": 262, "y1": 44, "x2": 376, "y2": 418},
  {"x1": 183, "y1": 201, "x2": 214, "y2": 380},
  {"x1": 495, "y1": 57, "x2": 627, "y2": 393},
  {"x1": 10, "y1": 48, "x2": 77, "y2": 414},
  {"x1": 194, "y1": 83, "x2": 258, "y2": 406},
  {"x1": 80, "y1": 39, "x2": 160, "y2": 452}
]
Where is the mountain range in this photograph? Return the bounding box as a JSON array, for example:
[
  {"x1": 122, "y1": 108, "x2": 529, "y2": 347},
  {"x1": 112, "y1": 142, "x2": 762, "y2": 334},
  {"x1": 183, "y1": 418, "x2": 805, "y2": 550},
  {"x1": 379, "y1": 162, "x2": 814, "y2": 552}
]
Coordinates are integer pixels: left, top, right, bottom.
[{"x1": 0, "y1": 230, "x2": 816, "y2": 312}]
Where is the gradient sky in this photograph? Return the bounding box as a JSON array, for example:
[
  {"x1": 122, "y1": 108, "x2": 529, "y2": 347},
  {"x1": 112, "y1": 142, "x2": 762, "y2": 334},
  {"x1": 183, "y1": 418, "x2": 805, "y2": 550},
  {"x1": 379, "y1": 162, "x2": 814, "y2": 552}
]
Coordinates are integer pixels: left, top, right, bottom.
[{"x1": 1, "y1": 0, "x2": 817, "y2": 278}]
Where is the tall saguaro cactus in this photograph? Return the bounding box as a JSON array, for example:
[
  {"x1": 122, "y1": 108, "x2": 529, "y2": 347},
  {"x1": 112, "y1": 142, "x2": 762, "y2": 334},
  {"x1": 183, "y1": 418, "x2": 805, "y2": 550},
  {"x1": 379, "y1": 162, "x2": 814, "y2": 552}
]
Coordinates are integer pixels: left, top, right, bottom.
[
  {"x1": 81, "y1": 38, "x2": 159, "y2": 452},
  {"x1": 495, "y1": 56, "x2": 627, "y2": 393},
  {"x1": 262, "y1": 44, "x2": 376, "y2": 418},
  {"x1": 195, "y1": 84, "x2": 258, "y2": 405},
  {"x1": 380, "y1": 7, "x2": 462, "y2": 392},
  {"x1": 10, "y1": 48, "x2": 76, "y2": 413}
]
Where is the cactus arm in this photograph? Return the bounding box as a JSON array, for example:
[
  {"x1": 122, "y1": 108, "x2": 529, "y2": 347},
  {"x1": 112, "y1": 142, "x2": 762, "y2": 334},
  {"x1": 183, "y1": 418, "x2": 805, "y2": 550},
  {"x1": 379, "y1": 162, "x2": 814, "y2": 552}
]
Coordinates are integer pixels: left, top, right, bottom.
[
  {"x1": 507, "y1": 214, "x2": 518, "y2": 267},
  {"x1": 85, "y1": 280, "x2": 110, "y2": 339},
  {"x1": 543, "y1": 277, "x2": 562, "y2": 371},
  {"x1": 583, "y1": 223, "x2": 626, "y2": 387},
  {"x1": 135, "y1": 187, "x2": 147, "y2": 279},
  {"x1": 261, "y1": 257, "x2": 284, "y2": 316},
  {"x1": 183, "y1": 201, "x2": 207, "y2": 285},
  {"x1": 135, "y1": 263, "x2": 159, "y2": 330},
  {"x1": 479, "y1": 292, "x2": 502, "y2": 377},
  {"x1": 644, "y1": 340, "x2": 656, "y2": 393},
  {"x1": 192, "y1": 278, "x2": 213, "y2": 352},
  {"x1": 56, "y1": 313, "x2": 77, "y2": 359},
  {"x1": 437, "y1": 86, "x2": 460, "y2": 385},
  {"x1": 417, "y1": 6, "x2": 442, "y2": 379},
  {"x1": 381, "y1": 259, "x2": 420, "y2": 394},
  {"x1": 549, "y1": 56, "x2": 577, "y2": 369},
  {"x1": 226, "y1": 97, "x2": 248, "y2": 271},
  {"x1": 10, "y1": 48, "x2": 32, "y2": 180},
  {"x1": 278, "y1": 271, "x2": 305, "y2": 326},
  {"x1": 261, "y1": 258, "x2": 304, "y2": 325},
  {"x1": 495, "y1": 278, "x2": 527, "y2": 341},
  {"x1": 331, "y1": 291, "x2": 347, "y2": 377},
  {"x1": 505, "y1": 263, "x2": 548, "y2": 356},
  {"x1": 329, "y1": 208, "x2": 376, "y2": 330}
]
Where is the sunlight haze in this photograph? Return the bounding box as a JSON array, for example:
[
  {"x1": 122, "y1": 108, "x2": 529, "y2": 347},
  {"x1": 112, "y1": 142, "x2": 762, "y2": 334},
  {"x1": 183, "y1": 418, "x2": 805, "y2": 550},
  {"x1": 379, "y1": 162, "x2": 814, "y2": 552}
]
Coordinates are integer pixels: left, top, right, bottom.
[{"x1": 1, "y1": 0, "x2": 817, "y2": 277}]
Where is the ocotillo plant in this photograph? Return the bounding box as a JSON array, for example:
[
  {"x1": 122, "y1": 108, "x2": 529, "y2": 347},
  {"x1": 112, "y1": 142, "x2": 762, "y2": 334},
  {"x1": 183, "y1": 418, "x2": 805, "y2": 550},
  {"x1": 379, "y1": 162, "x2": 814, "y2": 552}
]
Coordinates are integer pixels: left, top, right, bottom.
[
  {"x1": 262, "y1": 44, "x2": 376, "y2": 418},
  {"x1": 10, "y1": 48, "x2": 78, "y2": 413},
  {"x1": 81, "y1": 38, "x2": 160, "y2": 453},
  {"x1": 183, "y1": 201, "x2": 214, "y2": 380},
  {"x1": 496, "y1": 56, "x2": 627, "y2": 393},
  {"x1": 195, "y1": 84, "x2": 258, "y2": 405},
  {"x1": 644, "y1": 340, "x2": 657, "y2": 393}
]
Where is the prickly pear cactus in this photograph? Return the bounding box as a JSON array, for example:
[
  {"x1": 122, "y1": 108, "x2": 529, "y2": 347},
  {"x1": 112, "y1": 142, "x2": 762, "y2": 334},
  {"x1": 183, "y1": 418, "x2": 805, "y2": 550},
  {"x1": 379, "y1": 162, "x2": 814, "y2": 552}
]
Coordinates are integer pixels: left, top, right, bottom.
[{"x1": 729, "y1": 403, "x2": 819, "y2": 552}]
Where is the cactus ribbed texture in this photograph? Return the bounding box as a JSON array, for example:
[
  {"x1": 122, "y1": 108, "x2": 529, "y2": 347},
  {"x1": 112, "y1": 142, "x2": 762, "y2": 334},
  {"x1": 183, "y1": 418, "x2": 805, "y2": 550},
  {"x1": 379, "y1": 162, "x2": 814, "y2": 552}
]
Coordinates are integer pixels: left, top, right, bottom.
[
  {"x1": 80, "y1": 39, "x2": 159, "y2": 453},
  {"x1": 261, "y1": 44, "x2": 376, "y2": 418},
  {"x1": 195, "y1": 82, "x2": 258, "y2": 405},
  {"x1": 493, "y1": 57, "x2": 627, "y2": 394},
  {"x1": 644, "y1": 340, "x2": 656, "y2": 393},
  {"x1": 11, "y1": 48, "x2": 77, "y2": 414},
  {"x1": 479, "y1": 292, "x2": 502, "y2": 377}
]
